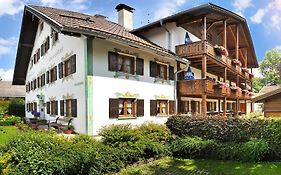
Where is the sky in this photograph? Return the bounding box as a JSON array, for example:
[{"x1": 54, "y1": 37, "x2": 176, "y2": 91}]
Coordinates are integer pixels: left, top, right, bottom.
[{"x1": 0, "y1": 0, "x2": 281, "y2": 80}]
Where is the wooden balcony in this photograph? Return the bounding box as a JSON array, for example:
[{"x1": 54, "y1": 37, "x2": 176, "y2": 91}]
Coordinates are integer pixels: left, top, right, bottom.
[
  {"x1": 176, "y1": 42, "x2": 250, "y2": 81},
  {"x1": 178, "y1": 79, "x2": 214, "y2": 97},
  {"x1": 178, "y1": 79, "x2": 249, "y2": 100}
]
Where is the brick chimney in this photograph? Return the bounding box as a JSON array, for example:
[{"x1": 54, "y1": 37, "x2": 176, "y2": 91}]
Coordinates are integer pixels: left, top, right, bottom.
[{"x1": 115, "y1": 4, "x2": 135, "y2": 30}]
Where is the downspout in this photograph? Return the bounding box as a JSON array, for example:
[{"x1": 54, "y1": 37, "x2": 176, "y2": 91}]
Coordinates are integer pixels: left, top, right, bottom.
[
  {"x1": 160, "y1": 19, "x2": 171, "y2": 51},
  {"x1": 174, "y1": 59, "x2": 190, "y2": 114}
]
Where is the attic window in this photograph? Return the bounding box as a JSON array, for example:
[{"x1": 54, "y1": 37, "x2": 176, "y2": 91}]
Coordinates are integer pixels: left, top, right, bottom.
[{"x1": 59, "y1": 14, "x2": 95, "y2": 23}]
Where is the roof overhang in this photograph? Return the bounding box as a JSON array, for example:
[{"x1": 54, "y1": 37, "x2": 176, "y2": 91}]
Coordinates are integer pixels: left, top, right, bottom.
[
  {"x1": 252, "y1": 88, "x2": 281, "y2": 102},
  {"x1": 132, "y1": 3, "x2": 258, "y2": 68}
]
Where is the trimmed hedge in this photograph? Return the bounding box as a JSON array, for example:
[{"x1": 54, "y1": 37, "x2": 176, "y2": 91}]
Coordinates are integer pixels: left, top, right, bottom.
[
  {"x1": 0, "y1": 116, "x2": 21, "y2": 126},
  {"x1": 166, "y1": 115, "x2": 268, "y2": 142}
]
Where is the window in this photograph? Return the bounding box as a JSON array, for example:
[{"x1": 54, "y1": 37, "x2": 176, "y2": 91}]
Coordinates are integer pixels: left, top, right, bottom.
[
  {"x1": 157, "y1": 100, "x2": 168, "y2": 115},
  {"x1": 108, "y1": 51, "x2": 144, "y2": 76},
  {"x1": 65, "y1": 99, "x2": 77, "y2": 117},
  {"x1": 59, "y1": 54, "x2": 76, "y2": 78},
  {"x1": 46, "y1": 102, "x2": 50, "y2": 114},
  {"x1": 37, "y1": 77, "x2": 41, "y2": 88},
  {"x1": 118, "y1": 98, "x2": 136, "y2": 117},
  {"x1": 50, "y1": 101, "x2": 58, "y2": 115},
  {"x1": 109, "y1": 98, "x2": 144, "y2": 119},
  {"x1": 40, "y1": 74, "x2": 45, "y2": 87},
  {"x1": 181, "y1": 101, "x2": 190, "y2": 114},
  {"x1": 207, "y1": 101, "x2": 217, "y2": 112},
  {"x1": 150, "y1": 100, "x2": 174, "y2": 116},
  {"x1": 51, "y1": 29, "x2": 59, "y2": 45},
  {"x1": 50, "y1": 66, "x2": 57, "y2": 83},
  {"x1": 191, "y1": 101, "x2": 200, "y2": 114},
  {"x1": 150, "y1": 61, "x2": 174, "y2": 80},
  {"x1": 33, "y1": 102, "x2": 37, "y2": 112},
  {"x1": 40, "y1": 37, "x2": 50, "y2": 56}
]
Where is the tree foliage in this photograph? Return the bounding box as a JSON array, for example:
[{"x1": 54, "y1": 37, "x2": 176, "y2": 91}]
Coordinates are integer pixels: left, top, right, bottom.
[{"x1": 259, "y1": 49, "x2": 281, "y2": 85}]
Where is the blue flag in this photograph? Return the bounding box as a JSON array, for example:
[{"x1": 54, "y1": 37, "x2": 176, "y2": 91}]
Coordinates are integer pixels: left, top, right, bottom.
[
  {"x1": 185, "y1": 32, "x2": 192, "y2": 44},
  {"x1": 185, "y1": 66, "x2": 194, "y2": 80}
]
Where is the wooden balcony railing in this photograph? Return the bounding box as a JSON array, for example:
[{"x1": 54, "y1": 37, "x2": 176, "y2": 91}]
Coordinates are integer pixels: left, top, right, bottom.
[
  {"x1": 177, "y1": 79, "x2": 250, "y2": 100},
  {"x1": 176, "y1": 42, "x2": 250, "y2": 79},
  {"x1": 177, "y1": 79, "x2": 214, "y2": 96}
]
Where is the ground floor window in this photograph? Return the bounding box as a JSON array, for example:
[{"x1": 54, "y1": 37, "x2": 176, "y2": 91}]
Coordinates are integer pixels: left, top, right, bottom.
[
  {"x1": 150, "y1": 100, "x2": 174, "y2": 116},
  {"x1": 207, "y1": 101, "x2": 217, "y2": 112},
  {"x1": 118, "y1": 98, "x2": 136, "y2": 117},
  {"x1": 191, "y1": 101, "x2": 200, "y2": 114},
  {"x1": 109, "y1": 98, "x2": 144, "y2": 119}
]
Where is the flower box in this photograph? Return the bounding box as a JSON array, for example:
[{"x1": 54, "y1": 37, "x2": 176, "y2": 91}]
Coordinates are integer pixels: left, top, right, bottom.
[
  {"x1": 226, "y1": 57, "x2": 232, "y2": 67},
  {"x1": 232, "y1": 59, "x2": 242, "y2": 66}
]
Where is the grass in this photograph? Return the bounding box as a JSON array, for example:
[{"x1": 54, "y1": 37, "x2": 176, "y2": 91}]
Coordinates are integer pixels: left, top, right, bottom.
[
  {"x1": 116, "y1": 157, "x2": 281, "y2": 175},
  {"x1": 0, "y1": 126, "x2": 18, "y2": 145}
]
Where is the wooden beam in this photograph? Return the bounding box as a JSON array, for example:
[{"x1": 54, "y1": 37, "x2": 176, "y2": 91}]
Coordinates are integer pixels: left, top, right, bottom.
[
  {"x1": 244, "y1": 49, "x2": 248, "y2": 68},
  {"x1": 223, "y1": 20, "x2": 227, "y2": 48},
  {"x1": 21, "y1": 43, "x2": 34, "y2": 48},
  {"x1": 236, "y1": 24, "x2": 239, "y2": 60}
]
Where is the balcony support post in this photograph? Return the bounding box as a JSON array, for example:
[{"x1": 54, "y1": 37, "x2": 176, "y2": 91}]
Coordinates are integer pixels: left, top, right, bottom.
[
  {"x1": 223, "y1": 67, "x2": 227, "y2": 117},
  {"x1": 235, "y1": 76, "x2": 240, "y2": 116},
  {"x1": 200, "y1": 16, "x2": 207, "y2": 116},
  {"x1": 250, "y1": 68, "x2": 253, "y2": 112}
]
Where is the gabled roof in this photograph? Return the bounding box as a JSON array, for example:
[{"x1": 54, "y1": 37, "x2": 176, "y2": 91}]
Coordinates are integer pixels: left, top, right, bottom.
[
  {"x1": 259, "y1": 85, "x2": 280, "y2": 94},
  {"x1": 132, "y1": 3, "x2": 258, "y2": 68},
  {"x1": 253, "y1": 87, "x2": 281, "y2": 102},
  {"x1": 0, "y1": 81, "x2": 25, "y2": 98},
  {"x1": 13, "y1": 5, "x2": 176, "y2": 85}
]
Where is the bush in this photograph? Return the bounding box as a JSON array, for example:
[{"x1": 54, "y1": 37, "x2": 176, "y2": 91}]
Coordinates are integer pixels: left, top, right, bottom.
[
  {"x1": 0, "y1": 131, "x2": 127, "y2": 175},
  {"x1": 166, "y1": 115, "x2": 267, "y2": 142},
  {"x1": 0, "y1": 101, "x2": 9, "y2": 117},
  {"x1": 214, "y1": 142, "x2": 241, "y2": 160},
  {"x1": 8, "y1": 98, "x2": 25, "y2": 117},
  {"x1": 169, "y1": 136, "x2": 217, "y2": 158},
  {"x1": 0, "y1": 116, "x2": 21, "y2": 126},
  {"x1": 239, "y1": 139, "x2": 269, "y2": 161},
  {"x1": 136, "y1": 122, "x2": 171, "y2": 142},
  {"x1": 99, "y1": 124, "x2": 140, "y2": 147}
]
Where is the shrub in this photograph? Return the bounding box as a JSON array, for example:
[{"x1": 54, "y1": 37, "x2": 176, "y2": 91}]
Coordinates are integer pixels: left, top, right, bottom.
[
  {"x1": 8, "y1": 98, "x2": 25, "y2": 117},
  {"x1": 0, "y1": 116, "x2": 21, "y2": 126},
  {"x1": 263, "y1": 119, "x2": 281, "y2": 145},
  {"x1": 166, "y1": 115, "x2": 267, "y2": 142},
  {"x1": 136, "y1": 122, "x2": 171, "y2": 142},
  {"x1": 239, "y1": 139, "x2": 269, "y2": 162},
  {"x1": 169, "y1": 136, "x2": 217, "y2": 158},
  {"x1": 99, "y1": 124, "x2": 140, "y2": 147},
  {"x1": 214, "y1": 142, "x2": 241, "y2": 160},
  {"x1": 0, "y1": 101, "x2": 9, "y2": 117}
]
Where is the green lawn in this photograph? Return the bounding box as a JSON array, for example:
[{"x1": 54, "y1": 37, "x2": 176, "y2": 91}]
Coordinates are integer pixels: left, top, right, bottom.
[
  {"x1": 116, "y1": 157, "x2": 281, "y2": 175},
  {"x1": 0, "y1": 126, "x2": 18, "y2": 145}
]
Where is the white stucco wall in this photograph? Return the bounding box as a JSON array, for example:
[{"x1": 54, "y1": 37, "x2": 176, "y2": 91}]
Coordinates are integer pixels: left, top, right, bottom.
[
  {"x1": 25, "y1": 21, "x2": 87, "y2": 134},
  {"x1": 90, "y1": 38, "x2": 177, "y2": 135}
]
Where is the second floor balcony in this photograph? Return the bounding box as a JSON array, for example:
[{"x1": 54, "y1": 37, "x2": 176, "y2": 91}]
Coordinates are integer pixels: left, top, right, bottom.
[
  {"x1": 176, "y1": 41, "x2": 253, "y2": 82},
  {"x1": 177, "y1": 79, "x2": 252, "y2": 100}
]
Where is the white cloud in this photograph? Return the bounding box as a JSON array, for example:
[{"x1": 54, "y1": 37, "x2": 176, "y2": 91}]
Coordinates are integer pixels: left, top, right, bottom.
[
  {"x1": 250, "y1": 9, "x2": 266, "y2": 24},
  {"x1": 0, "y1": 0, "x2": 24, "y2": 16},
  {"x1": 0, "y1": 69, "x2": 13, "y2": 81},
  {"x1": 39, "y1": 0, "x2": 88, "y2": 11},
  {"x1": 275, "y1": 45, "x2": 281, "y2": 50},
  {"x1": 0, "y1": 37, "x2": 17, "y2": 56},
  {"x1": 250, "y1": 0, "x2": 281, "y2": 30},
  {"x1": 232, "y1": 0, "x2": 252, "y2": 15},
  {"x1": 153, "y1": 0, "x2": 187, "y2": 20}
]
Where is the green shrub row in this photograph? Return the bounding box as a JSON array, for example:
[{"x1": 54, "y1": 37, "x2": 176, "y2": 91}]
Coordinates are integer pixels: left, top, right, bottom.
[
  {"x1": 169, "y1": 136, "x2": 271, "y2": 162},
  {"x1": 0, "y1": 98, "x2": 25, "y2": 118},
  {"x1": 0, "y1": 122, "x2": 171, "y2": 175},
  {"x1": 166, "y1": 115, "x2": 269, "y2": 142}
]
